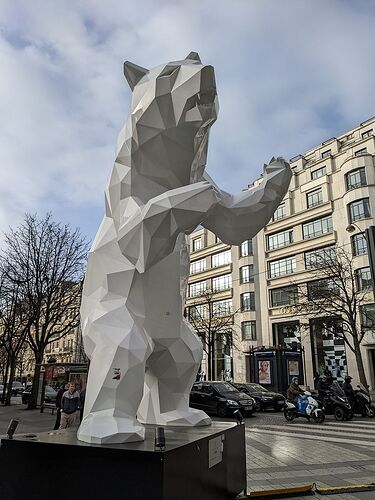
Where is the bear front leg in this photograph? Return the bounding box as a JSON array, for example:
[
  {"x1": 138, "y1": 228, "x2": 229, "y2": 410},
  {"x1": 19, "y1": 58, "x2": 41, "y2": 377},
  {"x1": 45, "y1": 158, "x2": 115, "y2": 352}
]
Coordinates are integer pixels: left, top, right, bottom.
[
  {"x1": 77, "y1": 327, "x2": 152, "y2": 444},
  {"x1": 202, "y1": 157, "x2": 292, "y2": 245},
  {"x1": 118, "y1": 181, "x2": 219, "y2": 274}
]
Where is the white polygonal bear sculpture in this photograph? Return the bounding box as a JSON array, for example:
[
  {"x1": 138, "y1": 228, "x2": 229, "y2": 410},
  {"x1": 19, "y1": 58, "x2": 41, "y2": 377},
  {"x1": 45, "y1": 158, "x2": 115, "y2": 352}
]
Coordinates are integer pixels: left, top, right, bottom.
[{"x1": 77, "y1": 52, "x2": 292, "y2": 444}]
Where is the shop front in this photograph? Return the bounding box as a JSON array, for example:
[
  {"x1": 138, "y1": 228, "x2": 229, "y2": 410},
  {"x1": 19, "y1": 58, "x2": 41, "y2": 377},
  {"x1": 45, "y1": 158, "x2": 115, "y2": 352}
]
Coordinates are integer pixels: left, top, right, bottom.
[{"x1": 309, "y1": 317, "x2": 347, "y2": 382}]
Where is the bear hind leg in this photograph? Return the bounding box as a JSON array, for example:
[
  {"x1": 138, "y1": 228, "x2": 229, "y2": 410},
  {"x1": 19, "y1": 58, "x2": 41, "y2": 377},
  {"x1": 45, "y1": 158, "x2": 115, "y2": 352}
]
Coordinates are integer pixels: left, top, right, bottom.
[
  {"x1": 137, "y1": 322, "x2": 211, "y2": 427},
  {"x1": 77, "y1": 328, "x2": 152, "y2": 444}
]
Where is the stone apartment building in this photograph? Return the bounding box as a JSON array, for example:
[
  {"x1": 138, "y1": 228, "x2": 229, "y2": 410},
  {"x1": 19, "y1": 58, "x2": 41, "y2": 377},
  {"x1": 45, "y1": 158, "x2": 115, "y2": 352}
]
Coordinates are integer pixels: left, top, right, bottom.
[
  {"x1": 186, "y1": 116, "x2": 375, "y2": 390},
  {"x1": 21, "y1": 326, "x2": 85, "y2": 378}
]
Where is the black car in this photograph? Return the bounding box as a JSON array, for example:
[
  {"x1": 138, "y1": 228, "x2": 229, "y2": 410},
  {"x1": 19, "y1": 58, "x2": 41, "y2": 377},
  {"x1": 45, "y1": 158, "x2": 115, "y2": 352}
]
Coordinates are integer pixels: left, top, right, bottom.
[
  {"x1": 231, "y1": 383, "x2": 285, "y2": 411},
  {"x1": 11, "y1": 381, "x2": 24, "y2": 396},
  {"x1": 190, "y1": 381, "x2": 257, "y2": 418},
  {"x1": 22, "y1": 385, "x2": 57, "y2": 405}
]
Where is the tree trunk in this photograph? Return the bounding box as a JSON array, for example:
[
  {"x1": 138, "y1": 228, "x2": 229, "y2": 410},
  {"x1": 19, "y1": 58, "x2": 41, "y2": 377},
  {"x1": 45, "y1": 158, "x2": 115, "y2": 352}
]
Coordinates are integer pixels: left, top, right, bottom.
[
  {"x1": 352, "y1": 335, "x2": 368, "y2": 388},
  {"x1": 27, "y1": 350, "x2": 43, "y2": 410},
  {"x1": 207, "y1": 346, "x2": 212, "y2": 380},
  {"x1": 4, "y1": 358, "x2": 16, "y2": 406},
  {"x1": 1, "y1": 355, "x2": 10, "y2": 404}
]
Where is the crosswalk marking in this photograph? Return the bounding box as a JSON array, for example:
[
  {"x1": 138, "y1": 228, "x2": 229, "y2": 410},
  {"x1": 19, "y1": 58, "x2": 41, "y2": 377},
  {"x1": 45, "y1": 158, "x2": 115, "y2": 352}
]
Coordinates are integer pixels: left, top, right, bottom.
[
  {"x1": 247, "y1": 420, "x2": 375, "y2": 447},
  {"x1": 325, "y1": 421, "x2": 375, "y2": 428},
  {"x1": 248, "y1": 428, "x2": 375, "y2": 447},
  {"x1": 253, "y1": 423, "x2": 375, "y2": 435}
]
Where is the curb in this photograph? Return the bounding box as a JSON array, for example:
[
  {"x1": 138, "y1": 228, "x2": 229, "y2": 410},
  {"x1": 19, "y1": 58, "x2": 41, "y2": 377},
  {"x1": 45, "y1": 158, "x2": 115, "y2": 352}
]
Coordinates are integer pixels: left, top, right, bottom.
[
  {"x1": 316, "y1": 483, "x2": 375, "y2": 495},
  {"x1": 246, "y1": 484, "x2": 315, "y2": 498}
]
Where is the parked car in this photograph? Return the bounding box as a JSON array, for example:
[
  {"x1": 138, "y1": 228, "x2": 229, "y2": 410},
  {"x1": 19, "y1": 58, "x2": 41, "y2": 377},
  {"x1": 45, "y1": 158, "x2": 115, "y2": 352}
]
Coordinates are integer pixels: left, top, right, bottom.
[
  {"x1": 11, "y1": 381, "x2": 24, "y2": 396},
  {"x1": 231, "y1": 382, "x2": 286, "y2": 411},
  {"x1": 22, "y1": 385, "x2": 57, "y2": 405},
  {"x1": 43, "y1": 386, "x2": 57, "y2": 404},
  {"x1": 190, "y1": 381, "x2": 257, "y2": 418}
]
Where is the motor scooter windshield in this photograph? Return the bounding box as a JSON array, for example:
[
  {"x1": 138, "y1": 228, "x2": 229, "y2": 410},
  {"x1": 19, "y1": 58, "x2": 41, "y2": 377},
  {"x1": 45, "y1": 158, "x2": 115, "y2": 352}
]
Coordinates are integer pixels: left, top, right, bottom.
[
  {"x1": 358, "y1": 383, "x2": 369, "y2": 395},
  {"x1": 330, "y1": 382, "x2": 345, "y2": 397}
]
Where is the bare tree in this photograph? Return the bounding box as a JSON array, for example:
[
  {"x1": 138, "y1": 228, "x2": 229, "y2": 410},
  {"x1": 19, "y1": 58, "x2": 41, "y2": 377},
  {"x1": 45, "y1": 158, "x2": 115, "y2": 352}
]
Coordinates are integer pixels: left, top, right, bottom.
[
  {"x1": 0, "y1": 345, "x2": 7, "y2": 385},
  {"x1": 1, "y1": 213, "x2": 88, "y2": 408},
  {"x1": 293, "y1": 246, "x2": 374, "y2": 387},
  {"x1": 0, "y1": 273, "x2": 33, "y2": 405},
  {"x1": 186, "y1": 290, "x2": 239, "y2": 380}
]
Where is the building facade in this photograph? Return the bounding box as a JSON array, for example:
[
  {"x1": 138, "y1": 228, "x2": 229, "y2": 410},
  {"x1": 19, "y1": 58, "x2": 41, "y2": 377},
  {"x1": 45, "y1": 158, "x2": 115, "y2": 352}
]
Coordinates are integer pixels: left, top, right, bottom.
[
  {"x1": 187, "y1": 116, "x2": 375, "y2": 390},
  {"x1": 185, "y1": 230, "x2": 256, "y2": 382}
]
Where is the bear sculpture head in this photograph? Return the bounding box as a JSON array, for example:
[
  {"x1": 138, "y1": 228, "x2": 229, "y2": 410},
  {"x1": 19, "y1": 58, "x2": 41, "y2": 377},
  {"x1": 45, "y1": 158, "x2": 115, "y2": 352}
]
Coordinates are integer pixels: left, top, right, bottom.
[{"x1": 119, "y1": 52, "x2": 218, "y2": 189}]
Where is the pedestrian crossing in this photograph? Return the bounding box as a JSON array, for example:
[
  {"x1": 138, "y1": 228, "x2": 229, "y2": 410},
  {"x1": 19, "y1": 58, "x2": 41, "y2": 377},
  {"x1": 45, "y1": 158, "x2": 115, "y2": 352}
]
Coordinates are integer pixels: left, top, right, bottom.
[{"x1": 247, "y1": 419, "x2": 375, "y2": 448}]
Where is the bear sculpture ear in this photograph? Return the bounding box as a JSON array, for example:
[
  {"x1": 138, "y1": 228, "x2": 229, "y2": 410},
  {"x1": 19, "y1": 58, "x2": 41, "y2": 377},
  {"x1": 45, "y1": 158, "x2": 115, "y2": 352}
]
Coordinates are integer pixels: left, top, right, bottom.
[
  {"x1": 123, "y1": 61, "x2": 148, "y2": 90},
  {"x1": 185, "y1": 52, "x2": 201, "y2": 63}
]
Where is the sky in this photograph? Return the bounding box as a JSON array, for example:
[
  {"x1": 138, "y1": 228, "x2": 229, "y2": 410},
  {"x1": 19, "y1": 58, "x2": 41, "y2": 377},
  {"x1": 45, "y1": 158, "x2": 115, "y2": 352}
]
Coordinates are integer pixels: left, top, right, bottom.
[{"x1": 1, "y1": 0, "x2": 375, "y2": 245}]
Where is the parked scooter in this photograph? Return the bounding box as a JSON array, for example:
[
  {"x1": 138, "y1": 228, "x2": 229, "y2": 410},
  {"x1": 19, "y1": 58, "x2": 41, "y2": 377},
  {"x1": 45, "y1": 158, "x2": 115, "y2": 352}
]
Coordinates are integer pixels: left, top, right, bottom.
[
  {"x1": 351, "y1": 384, "x2": 375, "y2": 418},
  {"x1": 320, "y1": 382, "x2": 353, "y2": 421},
  {"x1": 284, "y1": 391, "x2": 325, "y2": 423}
]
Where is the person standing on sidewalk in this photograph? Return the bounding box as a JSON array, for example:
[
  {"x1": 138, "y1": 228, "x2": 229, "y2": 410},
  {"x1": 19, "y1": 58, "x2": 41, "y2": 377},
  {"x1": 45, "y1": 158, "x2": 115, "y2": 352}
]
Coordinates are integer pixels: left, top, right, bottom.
[
  {"x1": 53, "y1": 382, "x2": 69, "y2": 430},
  {"x1": 59, "y1": 382, "x2": 81, "y2": 429}
]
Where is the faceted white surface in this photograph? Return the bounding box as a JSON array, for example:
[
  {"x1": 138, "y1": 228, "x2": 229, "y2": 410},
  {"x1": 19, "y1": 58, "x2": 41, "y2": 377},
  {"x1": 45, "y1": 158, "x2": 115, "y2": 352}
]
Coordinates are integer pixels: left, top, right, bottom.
[{"x1": 77, "y1": 52, "x2": 291, "y2": 444}]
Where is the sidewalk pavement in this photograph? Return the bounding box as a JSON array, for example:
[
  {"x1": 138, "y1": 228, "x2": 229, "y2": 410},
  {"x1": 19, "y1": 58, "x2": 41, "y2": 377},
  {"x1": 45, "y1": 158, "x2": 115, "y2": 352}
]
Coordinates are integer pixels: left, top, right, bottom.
[{"x1": 0, "y1": 401, "x2": 56, "y2": 436}]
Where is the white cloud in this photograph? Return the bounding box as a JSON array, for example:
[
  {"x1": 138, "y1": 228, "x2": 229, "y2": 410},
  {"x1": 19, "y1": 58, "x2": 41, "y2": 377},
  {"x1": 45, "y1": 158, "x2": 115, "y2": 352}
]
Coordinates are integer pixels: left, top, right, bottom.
[{"x1": 0, "y1": 0, "x2": 374, "y2": 242}]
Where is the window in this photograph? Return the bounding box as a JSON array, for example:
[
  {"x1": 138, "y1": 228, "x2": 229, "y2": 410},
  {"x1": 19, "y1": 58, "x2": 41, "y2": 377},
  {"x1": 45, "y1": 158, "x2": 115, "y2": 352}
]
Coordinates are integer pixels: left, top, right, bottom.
[
  {"x1": 190, "y1": 258, "x2": 206, "y2": 275},
  {"x1": 267, "y1": 229, "x2": 293, "y2": 250},
  {"x1": 352, "y1": 233, "x2": 368, "y2": 256},
  {"x1": 268, "y1": 256, "x2": 296, "y2": 278},
  {"x1": 212, "y1": 299, "x2": 232, "y2": 317},
  {"x1": 349, "y1": 198, "x2": 371, "y2": 222},
  {"x1": 305, "y1": 245, "x2": 336, "y2": 269},
  {"x1": 311, "y1": 166, "x2": 326, "y2": 180},
  {"x1": 189, "y1": 280, "x2": 206, "y2": 297},
  {"x1": 273, "y1": 321, "x2": 300, "y2": 347},
  {"x1": 188, "y1": 303, "x2": 208, "y2": 320},
  {"x1": 355, "y1": 148, "x2": 367, "y2": 157},
  {"x1": 302, "y1": 216, "x2": 333, "y2": 239},
  {"x1": 321, "y1": 149, "x2": 331, "y2": 158},
  {"x1": 212, "y1": 250, "x2": 231, "y2": 268},
  {"x1": 272, "y1": 203, "x2": 286, "y2": 221},
  {"x1": 346, "y1": 168, "x2": 367, "y2": 190},
  {"x1": 240, "y1": 240, "x2": 253, "y2": 257},
  {"x1": 342, "y1": 134, "x2": 353, "y2": 143},
  {"x1": 242, "y1": 321, "x2": 256, "y2": 340},
  {"x1": 307, "y1": 279, "x2": 338, "y2": 300},
  {"x1": 362, "y1": 129, "x2": 373, "y2": 139},
  {"x1": 241, "y1": 292, "x2": 255, "y2": 311},
  {"x1": 306, "y1": 188, "x2": 323, "y2": 208},
  {"x1": 212, "y1": 274, "x2": 232, "y2": 292},
  {"x1": 192, "y1": 237, "x2": 202, "y2": 251},
  {"x1": 356, "y1": 267, "x2": 372, "y2": 291},
  {"x1": 240, "y1": 265, "x2": 254, "y2": 284},
  {"x1": 270, "y1": 286, "x2": 298, "y2": 307},
  {"x1": 361, "y1": 303, "x2": 375, "y2": 329}
]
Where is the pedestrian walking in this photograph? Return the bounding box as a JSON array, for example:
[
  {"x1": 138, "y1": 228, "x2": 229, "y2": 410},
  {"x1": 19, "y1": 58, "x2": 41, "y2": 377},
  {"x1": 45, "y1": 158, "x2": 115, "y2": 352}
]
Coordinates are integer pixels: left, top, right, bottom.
[
  {"x1": 53, "y1": 382, "x2": 69, "y2": 430},
  {"x1": 59, "y1": 382, "x2": 81, "y2": 429}
]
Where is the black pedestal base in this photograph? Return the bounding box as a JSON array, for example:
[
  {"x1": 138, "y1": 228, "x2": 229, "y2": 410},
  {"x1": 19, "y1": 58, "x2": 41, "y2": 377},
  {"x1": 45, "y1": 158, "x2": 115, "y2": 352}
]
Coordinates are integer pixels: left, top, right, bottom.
[{"x1": 0, "y1": 421, "x2": 246, "y2": 500}]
